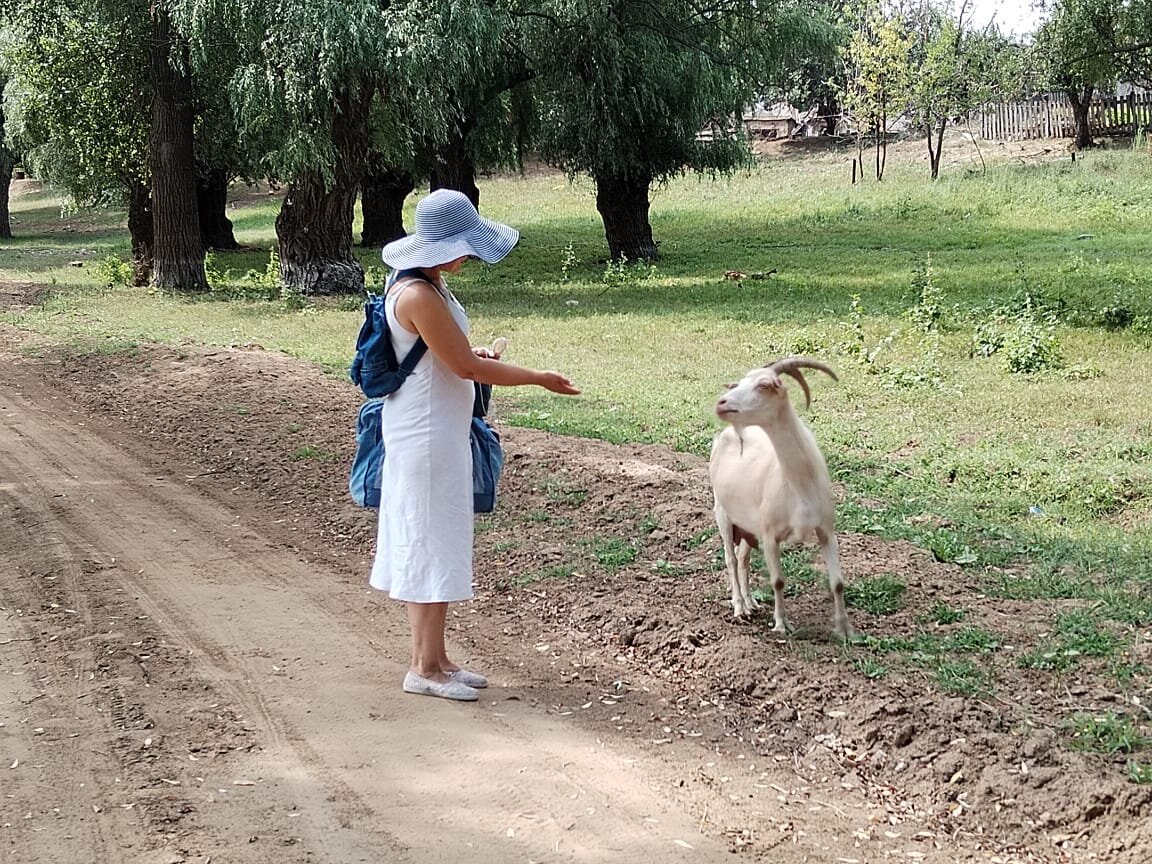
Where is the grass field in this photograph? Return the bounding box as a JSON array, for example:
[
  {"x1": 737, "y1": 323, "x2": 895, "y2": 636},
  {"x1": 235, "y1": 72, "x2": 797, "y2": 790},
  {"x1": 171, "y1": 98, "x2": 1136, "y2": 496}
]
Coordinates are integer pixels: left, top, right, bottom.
[{"x1": 4, "y1": 139, "x2": 1152, "y2": 700}]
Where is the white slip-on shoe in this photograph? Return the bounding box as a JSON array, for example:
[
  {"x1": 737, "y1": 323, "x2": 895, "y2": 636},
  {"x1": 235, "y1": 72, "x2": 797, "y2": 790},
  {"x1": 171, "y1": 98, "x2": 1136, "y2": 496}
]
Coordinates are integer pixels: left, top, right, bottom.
[
  {"x1": 403, "y1": 671, "x2": 479, "y2": 701},
  {"x1": 449, "y1": 668, "x2": 488, "y2": 689}
]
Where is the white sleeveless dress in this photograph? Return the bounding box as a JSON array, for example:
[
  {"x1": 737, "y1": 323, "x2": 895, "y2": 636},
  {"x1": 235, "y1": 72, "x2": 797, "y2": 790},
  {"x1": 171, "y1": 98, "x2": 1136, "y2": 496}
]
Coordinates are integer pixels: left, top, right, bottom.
[{"x1": 369, "y1": 278, "x2": 476, "y2": 603}]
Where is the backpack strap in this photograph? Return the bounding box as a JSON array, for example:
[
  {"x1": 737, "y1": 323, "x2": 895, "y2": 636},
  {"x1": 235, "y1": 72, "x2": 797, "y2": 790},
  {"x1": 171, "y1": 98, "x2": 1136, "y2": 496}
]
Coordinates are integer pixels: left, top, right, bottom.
[{"x1": 386, "y1": 272, "x2": 432, "y2": 374}]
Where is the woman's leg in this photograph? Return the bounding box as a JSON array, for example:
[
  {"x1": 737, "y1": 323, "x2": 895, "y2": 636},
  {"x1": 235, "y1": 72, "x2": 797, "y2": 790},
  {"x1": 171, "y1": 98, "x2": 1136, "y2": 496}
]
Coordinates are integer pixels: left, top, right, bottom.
[{"x1": 407, "y1": 601, "x2": 450, "y2": 681}]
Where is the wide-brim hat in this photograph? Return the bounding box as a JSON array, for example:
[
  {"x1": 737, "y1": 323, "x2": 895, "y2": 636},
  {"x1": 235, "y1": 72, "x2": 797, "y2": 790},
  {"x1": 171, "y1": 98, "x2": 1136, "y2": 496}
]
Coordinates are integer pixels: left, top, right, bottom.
[{"x1": 382, "y1": 188, "x2": 519, "y2": 269}]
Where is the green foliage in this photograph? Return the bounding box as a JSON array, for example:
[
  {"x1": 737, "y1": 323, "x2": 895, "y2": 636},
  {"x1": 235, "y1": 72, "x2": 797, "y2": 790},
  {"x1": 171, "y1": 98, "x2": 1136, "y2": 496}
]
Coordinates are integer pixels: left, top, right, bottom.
[
  {"x1": 906, "y1": 255, "x2": 945, "y2": 334},
  {"x1": 6, "y1": 3, "x2": 149, "y2": 201},
  {"x1": 95, "y1": 255, "x2": 134, "y2": 288},
  {"x1": 850, "y1": 656, "x2": 889, "y2": 679},
  {"x1": 924, "y1": 602, "x2": 966, "y2": 625},
  {"x1": 1065, "y1": 711, "x2": 1151, "y2": 755},
  {"x1": 845, "y1": 574, "x2": 906, "y2": 615},
  {"x1": 1129, "y1": 761, "x2": 1152, "y2": 784},
  {"x1": 586, "y1": 536, "x2": 639, "y2": 570},
  {"x1": 973, "y1": 293, "x2": 1063, "y2": 375},
  {"x1": 533, "y1": 0, "x2": 831, "y2": 186},
  {"x1": 602, "y1": 256, "x2": 657, "y2": 290}
]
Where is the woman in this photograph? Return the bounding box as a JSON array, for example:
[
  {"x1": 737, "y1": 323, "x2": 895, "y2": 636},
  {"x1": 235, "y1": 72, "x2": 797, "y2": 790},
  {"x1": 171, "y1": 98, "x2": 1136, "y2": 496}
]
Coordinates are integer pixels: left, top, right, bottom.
[{"x1": 371, "y1": 188, "x2": 580, "y2": 702}]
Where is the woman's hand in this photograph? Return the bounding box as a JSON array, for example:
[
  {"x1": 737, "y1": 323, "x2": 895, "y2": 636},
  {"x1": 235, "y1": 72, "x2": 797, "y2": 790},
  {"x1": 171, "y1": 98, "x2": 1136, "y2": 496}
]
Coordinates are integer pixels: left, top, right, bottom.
[
  {"x1": 538, "y1": 372, "x2": 580, "y2": 395},
  {"x1": 472, "y1": 337, "x2": 508, "y2": 360}
]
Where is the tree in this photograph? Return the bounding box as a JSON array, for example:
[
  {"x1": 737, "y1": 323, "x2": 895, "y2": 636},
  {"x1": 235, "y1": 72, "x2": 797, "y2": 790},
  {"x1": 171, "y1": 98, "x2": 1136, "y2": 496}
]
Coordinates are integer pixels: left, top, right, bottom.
[
  {"x1": 149, "y1": 3, "x2": 207, "y2": 291},
  {"x1": 1034, "y1": 0, "x2": 1152, "y2": 148},
  {"x1": 1, "y1": 31, "x2": 18, "y2": 239},
  {"x1": 175, "y1": 0, "x2": 506, "y2": 295},
  {"x1": 532, "y1": 0, "x2": 830, "y2": 262},
  {"x1": 906, "y1": 1, "x2": 1016, "y2": 179},
  {"x1": 7, "y1": 3, "x2": 154, "y2": 271},
  {"x1": 840, "y1": 1, "x2": 914, "y2": 181}
]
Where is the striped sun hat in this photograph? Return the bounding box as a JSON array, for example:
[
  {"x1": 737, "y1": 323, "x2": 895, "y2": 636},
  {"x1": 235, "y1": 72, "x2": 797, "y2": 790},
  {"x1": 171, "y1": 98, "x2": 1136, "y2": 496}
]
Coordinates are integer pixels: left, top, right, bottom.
[{"x1": 381, "y1": 189, "x2": 520, "y2": 269}]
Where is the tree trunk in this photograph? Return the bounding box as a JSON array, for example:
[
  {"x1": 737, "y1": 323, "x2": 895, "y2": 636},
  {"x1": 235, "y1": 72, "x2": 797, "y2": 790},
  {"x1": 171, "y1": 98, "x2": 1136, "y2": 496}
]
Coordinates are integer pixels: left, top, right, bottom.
[
  {"x1": 428, "y1": 117, "x2": 480, "y2": 209},
  {"x1": 928, "y1": 118, "x2": 947, "y2": 180},
  {"x1": 149, "y1": 6, "x2": 207, "y2": 292},
  {"x1": 360, "y1": 163, "x2": 413, "y2": 247},
  {"x1": 196, "y1": 168, "x2": 238, "y2": 250},
  {"x1": 594, "y1": 172, "x2": 658, "y2": 262},
  {"x1": 819, "y1": 96, "x2": 839, "y2": 136},
  {"x1": 127, "y1": 180, "x2": 154, "y2": 286},
  {"x1": 276, "y1": 83, "x2": 373, "y2": 296},
  {"x1": 0, "y1": 161, "x2": 12, "y2": 239},
  {"x1": 1067, "y1": 86, "x2": 1095, "y2": 150}
]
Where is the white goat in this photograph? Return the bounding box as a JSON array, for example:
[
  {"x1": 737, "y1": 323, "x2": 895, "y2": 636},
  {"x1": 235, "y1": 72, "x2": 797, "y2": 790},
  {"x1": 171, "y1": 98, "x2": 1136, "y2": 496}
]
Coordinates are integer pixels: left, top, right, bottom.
[{"x1": 708, "y1": 357, "x2": 853, "y2": 639}]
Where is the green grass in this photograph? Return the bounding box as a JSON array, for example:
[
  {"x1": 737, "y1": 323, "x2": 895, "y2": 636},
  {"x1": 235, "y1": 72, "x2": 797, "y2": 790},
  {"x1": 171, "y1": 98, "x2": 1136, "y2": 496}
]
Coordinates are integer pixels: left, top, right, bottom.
[
  {"x1": 586, "y1": 536, "x2": 639, "y2": 570},
  {"x1": 5, "y1": 145, "x2": 1152, "y2": 702},
  {"x1": 845, "y1": 574, "x2": 907, "y2": 615},
  {"x1": 1065, "y1": 712, "x2": 1151, "y2": 755}
]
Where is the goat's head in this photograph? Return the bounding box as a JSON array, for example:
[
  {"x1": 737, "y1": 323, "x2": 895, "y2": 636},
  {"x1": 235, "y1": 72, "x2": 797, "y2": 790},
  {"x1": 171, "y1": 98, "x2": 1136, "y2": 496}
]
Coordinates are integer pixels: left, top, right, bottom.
[{"x1": 715, "y1": 356, "x2": 838, "y2": 425}]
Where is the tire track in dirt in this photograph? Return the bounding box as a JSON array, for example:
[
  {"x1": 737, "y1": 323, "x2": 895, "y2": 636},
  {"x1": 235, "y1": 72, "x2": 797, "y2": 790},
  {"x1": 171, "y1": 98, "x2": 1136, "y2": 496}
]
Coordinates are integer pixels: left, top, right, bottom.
[
  {"x1": 1, "y1": 470, "x2": 145, "y2": 863},
  {"x1": 1, "y1": 361, "x2": 738, "y2": 862}
]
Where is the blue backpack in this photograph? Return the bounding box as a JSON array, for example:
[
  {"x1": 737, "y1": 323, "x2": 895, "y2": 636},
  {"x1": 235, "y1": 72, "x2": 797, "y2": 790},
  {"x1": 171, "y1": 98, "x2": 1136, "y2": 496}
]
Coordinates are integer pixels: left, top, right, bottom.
[
  {"x1": 349, "y1": 271, "x2": 428, "y2": 399},
  {"x1": 347, "y1": 272, "x2": 503, "y2": 512}
]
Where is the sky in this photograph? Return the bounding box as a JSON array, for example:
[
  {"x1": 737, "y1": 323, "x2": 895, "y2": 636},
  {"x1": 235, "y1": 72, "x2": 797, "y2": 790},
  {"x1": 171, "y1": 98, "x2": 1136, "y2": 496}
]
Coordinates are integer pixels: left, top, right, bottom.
[{"x1": 963, "y1": 0, "x2": 1046, "y2": 36}]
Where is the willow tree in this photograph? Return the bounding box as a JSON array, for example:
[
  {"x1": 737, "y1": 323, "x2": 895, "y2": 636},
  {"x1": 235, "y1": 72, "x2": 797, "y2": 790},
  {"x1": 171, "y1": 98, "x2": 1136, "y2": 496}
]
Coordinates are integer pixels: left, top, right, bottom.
[
  {"x1": 531, "y1": 0, "x2": 828, "y2": 262},
  {"x1": 1, "y1": 36, "x2": 17, "y2": 239},
  {"x1": 174, "y1": 0, "x2": 503, "y2": 295},
  {"x1": 7, "y1": 3, "x2": 153, "y2": 269}
]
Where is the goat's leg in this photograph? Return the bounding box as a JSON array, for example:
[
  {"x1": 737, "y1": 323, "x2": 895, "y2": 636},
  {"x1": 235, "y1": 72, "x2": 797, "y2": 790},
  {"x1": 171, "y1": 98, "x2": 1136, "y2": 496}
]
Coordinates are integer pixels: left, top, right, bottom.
[
  {"x1": 735, "y1": 538, "x2": 758, "y2": 616},
  {"x1": 763, "y1": 538, "x2": 788, "y2": 633},
  {"x1": 817, "y1": 528, "x2": 855, "y2": 639},
  {"x1": 715, "y1": 508, "x2": 746, "y2": 618}
]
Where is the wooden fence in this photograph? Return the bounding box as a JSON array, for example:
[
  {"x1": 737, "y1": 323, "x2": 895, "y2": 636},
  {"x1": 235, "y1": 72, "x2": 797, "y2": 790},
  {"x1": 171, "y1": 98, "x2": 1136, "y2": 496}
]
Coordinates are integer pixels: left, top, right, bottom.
[{"x1": 977, "y1": 92, "x2": 1152, "y2": 141}]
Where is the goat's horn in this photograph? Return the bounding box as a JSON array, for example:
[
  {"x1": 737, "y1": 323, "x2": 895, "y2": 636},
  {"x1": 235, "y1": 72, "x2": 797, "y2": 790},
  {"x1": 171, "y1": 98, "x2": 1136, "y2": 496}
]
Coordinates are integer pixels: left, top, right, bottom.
[{"x1": 765, "y1": 357, "x2": 839, "y2": 409}]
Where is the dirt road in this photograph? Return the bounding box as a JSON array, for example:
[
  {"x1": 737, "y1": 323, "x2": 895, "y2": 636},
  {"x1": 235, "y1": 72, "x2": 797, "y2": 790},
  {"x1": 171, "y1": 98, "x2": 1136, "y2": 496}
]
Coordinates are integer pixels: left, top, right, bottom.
[
  {"x1": 3, "y1": 322, "x2": 1148, "y2": 864},
  {"x1": 0, "y1": 361, "x2": 738, "y2": 863}
]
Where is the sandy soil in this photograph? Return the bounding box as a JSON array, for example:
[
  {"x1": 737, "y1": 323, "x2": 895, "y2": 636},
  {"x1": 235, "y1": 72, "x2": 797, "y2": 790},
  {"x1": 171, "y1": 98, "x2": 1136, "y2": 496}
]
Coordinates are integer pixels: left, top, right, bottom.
[{"x1": 1, "y1": 279, "x2": 1148, "y2": 863}]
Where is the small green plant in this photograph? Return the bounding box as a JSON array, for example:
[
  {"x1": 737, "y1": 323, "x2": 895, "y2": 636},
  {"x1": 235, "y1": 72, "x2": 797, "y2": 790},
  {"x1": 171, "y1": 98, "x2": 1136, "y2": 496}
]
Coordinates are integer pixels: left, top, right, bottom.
[
  {"x1": 1003, "y1": 294, "x2": 1063, "y2": 374},
  {"x1": 1055, "y1": 610, "x2": 1123, "y2": 658},
  {"x1": 1065, "y1": 712, "x2": 1151, "y2": 754},
  {"x1": 542, "y1": 480, "x2": 588, "y2": 506},
  {"x1": 683, "y1": 526, "x2": 717, "y2": 550},
  {"x1": 602, "y1": 255, "x2": 656, "y2": 289},
  {"x1": 652, "y1": 559, "x2": 685, "y2": 576},
  {"x1": 204, "y1": 251, "x2": 228, "y2": 290},
  {"x1": 560, "y1": 242, "x2": 579, "y2": 280},
  {"x1": 924, "y1": 602, "x2": 966, "y2": 625},
  {"x1": 907, "y1": 255, "x2": 946, "y2": 334},
  {"x1": 944, "y1": 626, "x2": 1000, "y2": 653},
  {"x1": 95, "y1": 255, "x2": 134, "y2": 288},
  {"x1": 492, "y1": 540, "x2": 519, "y2": 553},
  {"x1": 850, "y1": 656, "x2": 889, "y2": 679},
  {"x1": 924, "y1": 528, "x2": 978, "y2": 565},
  {"x1": 933, "y1": 658, "x2": 990, "y2": 695},
  {"x1": 587, "y1": 536, "x2": 639, "y2": 569},
  {"x1": 845, "y1": 575, "x2": 907, "y2": 615},
  {"x1": 1128, "y1": 761, "x2": 1152, "y2": 784}
]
